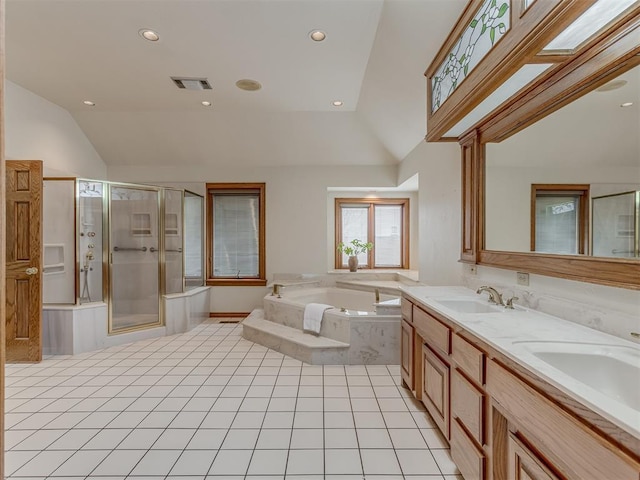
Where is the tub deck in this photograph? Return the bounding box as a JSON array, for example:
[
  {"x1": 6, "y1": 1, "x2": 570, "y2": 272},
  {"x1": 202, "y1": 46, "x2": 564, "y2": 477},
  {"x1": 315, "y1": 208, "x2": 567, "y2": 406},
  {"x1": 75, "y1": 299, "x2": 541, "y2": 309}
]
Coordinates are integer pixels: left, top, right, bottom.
[{"x1": 242, "y1": 287, "x2": 402, "y2": 365}]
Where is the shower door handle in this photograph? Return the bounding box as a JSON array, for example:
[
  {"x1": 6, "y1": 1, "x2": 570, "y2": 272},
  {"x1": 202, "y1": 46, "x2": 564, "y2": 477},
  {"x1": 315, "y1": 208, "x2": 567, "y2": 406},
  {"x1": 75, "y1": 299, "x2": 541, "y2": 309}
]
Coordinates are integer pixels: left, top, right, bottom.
[
  {"x1": 150, "y1": 247, "x2": 158, "y2": 253},
  {"x1": 25, "y1": 267, "x2": 39, "y2": 276}
]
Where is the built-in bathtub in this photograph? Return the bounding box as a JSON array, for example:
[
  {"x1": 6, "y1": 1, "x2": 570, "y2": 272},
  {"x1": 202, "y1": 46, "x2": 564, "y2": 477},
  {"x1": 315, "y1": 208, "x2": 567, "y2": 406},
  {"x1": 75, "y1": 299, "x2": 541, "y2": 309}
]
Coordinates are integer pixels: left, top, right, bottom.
[{"x1": 243, "y1": 286, "x2": 402, "y2": 364}]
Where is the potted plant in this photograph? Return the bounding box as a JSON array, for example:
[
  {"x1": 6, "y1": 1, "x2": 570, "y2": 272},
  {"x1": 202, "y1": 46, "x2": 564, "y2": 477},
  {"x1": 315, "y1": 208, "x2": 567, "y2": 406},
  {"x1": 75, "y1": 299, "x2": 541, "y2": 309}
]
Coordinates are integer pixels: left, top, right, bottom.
[{"x1": 337, "y1": 239, "x2": 373, "y2": 272}]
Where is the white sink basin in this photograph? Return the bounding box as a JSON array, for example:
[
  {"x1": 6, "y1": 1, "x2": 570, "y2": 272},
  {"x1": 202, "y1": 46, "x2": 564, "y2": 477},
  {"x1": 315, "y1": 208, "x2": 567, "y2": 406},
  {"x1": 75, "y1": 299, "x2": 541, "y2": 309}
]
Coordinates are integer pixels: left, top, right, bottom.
[
  {"x1": 435, "y1": 299, "x2": 503, "y2": 314},
  {"x1": 516, "y1": 341, "x2": 640, "y2": 411}
]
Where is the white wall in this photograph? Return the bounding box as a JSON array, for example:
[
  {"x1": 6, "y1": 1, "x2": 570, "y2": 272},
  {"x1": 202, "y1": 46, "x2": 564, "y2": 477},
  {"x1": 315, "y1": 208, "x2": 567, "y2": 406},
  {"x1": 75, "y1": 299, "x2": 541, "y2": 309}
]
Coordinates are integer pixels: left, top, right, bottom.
[
  {"x1": 398, "y1": 141, "x2": 463, "y2": 286},
  {"x1": 5, "y1": 81, "x2": 107, "y2": 178},
  {"x1": 109, "y1": 164, "x2": 398, "y2": 313}
]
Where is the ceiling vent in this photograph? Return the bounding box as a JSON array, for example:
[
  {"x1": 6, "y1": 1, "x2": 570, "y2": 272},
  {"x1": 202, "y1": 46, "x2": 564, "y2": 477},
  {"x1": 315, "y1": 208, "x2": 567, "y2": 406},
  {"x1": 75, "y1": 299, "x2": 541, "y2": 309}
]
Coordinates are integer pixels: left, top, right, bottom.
[{"x1": 171, "y1": 77, "x2": 212, "y2": 90}]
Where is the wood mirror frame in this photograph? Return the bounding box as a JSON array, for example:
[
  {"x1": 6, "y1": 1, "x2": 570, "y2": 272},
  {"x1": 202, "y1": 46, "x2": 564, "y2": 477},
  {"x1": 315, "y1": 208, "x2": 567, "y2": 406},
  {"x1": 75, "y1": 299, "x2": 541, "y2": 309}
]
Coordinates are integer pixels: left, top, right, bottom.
[{"x1": 427, "y1": 1, "x2": 640, "y2": 289}]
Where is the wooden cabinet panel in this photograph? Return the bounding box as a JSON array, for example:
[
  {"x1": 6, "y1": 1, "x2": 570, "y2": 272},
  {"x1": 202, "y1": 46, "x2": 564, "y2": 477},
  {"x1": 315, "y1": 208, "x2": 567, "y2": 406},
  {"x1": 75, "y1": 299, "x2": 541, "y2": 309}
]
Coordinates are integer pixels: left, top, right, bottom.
[
  {"x1": 400, "y1": 318, "x2": 414, "y2": 390},
  {"x1": 422, "y1": 344, "x2": 450, "y2": 438},
  {"x1": 487, "y1": 360, "x2": 640, "y2": 480},
  {"x1": 413, "y1": 306, "x2": 451, "y2": 356},
  {"x1": 401, "y1": 297, "x2": 413, "y2": 322},
  {"x1": 452, "y1": 368, "x2": 485, "y2": 446},
  {"x1": 452, "y1": 334, "x2": 485, "y2": 385},
  {"x1": 460, "y1": 134, "x2": 480, "y2": 263},
  {"x1": 508, "y1": 432, "x2": 560, "y2": 480},
  {"x1": 451, "y1": 418, "x2": 485, "y2": 480}
]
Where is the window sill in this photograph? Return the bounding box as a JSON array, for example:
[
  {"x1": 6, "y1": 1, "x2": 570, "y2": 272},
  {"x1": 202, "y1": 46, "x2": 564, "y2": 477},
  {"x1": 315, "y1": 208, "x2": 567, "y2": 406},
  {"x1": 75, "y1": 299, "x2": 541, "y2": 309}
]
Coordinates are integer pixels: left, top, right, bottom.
[{"x1": 207, "y1": 279, "x2": 267, "y2": 287}]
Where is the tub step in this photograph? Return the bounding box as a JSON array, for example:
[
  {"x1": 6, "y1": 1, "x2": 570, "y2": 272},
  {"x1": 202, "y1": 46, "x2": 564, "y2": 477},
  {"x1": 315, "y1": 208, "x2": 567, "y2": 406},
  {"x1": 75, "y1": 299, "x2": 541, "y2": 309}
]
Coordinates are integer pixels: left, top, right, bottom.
[{"x1": 242, "y1": 309, "x2": 350, "y2": 365}]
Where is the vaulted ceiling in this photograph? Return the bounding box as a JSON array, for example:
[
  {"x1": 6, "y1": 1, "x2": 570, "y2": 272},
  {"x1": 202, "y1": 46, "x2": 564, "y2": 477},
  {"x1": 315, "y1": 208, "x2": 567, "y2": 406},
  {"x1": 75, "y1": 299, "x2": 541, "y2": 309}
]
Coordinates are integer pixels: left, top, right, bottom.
[{"x1": 6, "y1": 0, "x2": 466, "y2": 168}]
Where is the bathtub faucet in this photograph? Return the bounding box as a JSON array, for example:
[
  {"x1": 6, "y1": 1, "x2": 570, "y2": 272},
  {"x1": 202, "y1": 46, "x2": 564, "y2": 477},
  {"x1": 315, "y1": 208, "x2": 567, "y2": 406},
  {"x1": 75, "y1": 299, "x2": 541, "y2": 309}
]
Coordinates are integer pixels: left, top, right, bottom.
[
  {"x1": 374, "y1": 288, "x2": 380, "y2": 303},
  {"x1": 272, "y1": 284, "x2": 284, "y2": 298}
]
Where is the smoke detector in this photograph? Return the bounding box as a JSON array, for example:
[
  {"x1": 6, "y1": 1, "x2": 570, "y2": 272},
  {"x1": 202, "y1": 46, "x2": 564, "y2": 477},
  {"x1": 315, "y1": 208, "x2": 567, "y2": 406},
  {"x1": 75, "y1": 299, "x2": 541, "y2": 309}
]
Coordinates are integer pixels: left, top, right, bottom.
[{"x1": 171, "y1": 77, "x2": 212, "y2": 90}]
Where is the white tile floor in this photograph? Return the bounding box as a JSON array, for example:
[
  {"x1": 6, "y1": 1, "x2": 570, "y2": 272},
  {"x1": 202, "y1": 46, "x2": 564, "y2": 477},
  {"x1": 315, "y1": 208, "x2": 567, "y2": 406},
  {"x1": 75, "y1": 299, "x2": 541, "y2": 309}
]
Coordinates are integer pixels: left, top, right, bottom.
[{"x1": 4, "y1": 320, "x2": 462, "y2": 479}]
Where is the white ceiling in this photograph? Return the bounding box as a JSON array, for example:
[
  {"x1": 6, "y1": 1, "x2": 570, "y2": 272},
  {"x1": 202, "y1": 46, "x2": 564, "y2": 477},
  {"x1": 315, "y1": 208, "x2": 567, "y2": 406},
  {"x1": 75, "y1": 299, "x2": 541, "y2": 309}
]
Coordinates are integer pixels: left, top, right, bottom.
[{"x1": 5, "y1": 0, "x2": 467, "y2": 168}]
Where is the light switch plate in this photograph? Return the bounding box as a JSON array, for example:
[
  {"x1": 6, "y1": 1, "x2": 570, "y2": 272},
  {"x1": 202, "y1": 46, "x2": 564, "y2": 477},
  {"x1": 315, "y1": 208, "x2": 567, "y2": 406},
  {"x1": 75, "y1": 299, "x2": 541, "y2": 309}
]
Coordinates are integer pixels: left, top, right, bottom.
[{"x1": 517, "y1": 272, "x2": 529, "y2": 286}]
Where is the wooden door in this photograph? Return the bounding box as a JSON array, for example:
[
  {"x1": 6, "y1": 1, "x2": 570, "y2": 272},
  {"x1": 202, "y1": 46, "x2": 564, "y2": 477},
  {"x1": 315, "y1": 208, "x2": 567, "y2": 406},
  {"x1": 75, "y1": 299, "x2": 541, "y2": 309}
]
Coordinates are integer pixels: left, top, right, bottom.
[{"x1": 5, "y1": 160, "x2": 43, "y2": 362}]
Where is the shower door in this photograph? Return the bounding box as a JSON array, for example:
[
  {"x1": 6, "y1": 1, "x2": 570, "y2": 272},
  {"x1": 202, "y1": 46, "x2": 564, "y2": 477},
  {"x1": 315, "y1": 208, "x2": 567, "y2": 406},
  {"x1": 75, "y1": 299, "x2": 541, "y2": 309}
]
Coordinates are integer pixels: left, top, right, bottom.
[{"x1": 109, "y1": 185, "x2": 161, "y2": 333}]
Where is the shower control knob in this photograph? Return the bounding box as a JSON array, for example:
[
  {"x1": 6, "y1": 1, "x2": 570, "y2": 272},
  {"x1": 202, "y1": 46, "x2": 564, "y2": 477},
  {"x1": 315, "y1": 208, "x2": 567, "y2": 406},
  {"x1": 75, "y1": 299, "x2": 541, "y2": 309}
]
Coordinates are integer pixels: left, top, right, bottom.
[{"x1": 25, "y1": 267, "x2": 38, "y2": 276}]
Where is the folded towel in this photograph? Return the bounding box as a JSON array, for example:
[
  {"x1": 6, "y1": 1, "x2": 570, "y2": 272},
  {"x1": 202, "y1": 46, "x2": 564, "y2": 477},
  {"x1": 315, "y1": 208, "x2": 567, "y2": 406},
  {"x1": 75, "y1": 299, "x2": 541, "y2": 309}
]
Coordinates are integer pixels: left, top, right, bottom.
[{"x1": 303, "y1": 303, "x2": 333, "y2": 336}]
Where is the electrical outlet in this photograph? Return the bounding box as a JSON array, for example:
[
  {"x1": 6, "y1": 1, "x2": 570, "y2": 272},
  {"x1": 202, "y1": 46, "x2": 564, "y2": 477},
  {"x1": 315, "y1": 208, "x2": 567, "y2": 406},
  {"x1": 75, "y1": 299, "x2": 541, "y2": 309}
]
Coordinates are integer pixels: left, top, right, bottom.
[{"x1": 517, "y1": 272, "x2": 529, "y2": 286}]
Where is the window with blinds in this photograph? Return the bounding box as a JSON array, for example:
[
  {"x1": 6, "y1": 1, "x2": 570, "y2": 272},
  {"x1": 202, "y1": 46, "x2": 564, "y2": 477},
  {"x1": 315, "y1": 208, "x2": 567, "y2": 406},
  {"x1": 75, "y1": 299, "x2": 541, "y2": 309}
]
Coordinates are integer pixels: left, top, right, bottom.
[
  {"x1": 531, "y1": 184, "x2": 589, "y2": 256},
  {"x1": 206, "y1": 183, "x2": 266, "y2": 286}
]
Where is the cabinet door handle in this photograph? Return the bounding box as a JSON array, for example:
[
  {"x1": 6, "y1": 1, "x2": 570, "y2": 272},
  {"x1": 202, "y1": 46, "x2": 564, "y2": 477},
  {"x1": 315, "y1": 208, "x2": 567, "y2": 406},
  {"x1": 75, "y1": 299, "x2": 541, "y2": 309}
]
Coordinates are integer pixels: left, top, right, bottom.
[{"x1": 25, "y1": 267, "x2": 39, "y2": 275}]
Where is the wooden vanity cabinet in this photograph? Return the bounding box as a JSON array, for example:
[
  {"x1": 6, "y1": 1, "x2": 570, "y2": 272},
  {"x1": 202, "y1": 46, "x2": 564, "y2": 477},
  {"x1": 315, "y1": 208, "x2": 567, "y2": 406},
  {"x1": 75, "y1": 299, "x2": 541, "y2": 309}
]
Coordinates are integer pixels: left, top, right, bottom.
[
  {"x1": 422, "y1": 344, "x2": 450, "y2": 438},
  {"x1": 507, "y1": 433, "x2": 560, "y2": 480},
  {"x1": 400, "y1": 294, "x2": 640, "y2": 480},
  {"x1": 488, "y1": 360, "x2": 640, "y2": 480},
  {"x1": 412, "y1": 304, "x2": 452, "y2": 439},
  {"x1": 400, "y1": 298, "x2": 414, "y2": 391},
  {"x1": 400, "y1": 317, "x2": 414, "y2": 390},
  {"x1": 451, "y1": 334, "x2": 489, "y2": 480}
]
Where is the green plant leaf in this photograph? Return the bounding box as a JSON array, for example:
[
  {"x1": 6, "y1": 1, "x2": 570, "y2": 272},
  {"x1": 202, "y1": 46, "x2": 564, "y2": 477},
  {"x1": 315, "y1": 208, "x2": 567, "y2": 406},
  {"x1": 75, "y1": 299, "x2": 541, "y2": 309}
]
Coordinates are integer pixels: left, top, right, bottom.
[
  {"x1": 481, "y1": 24, "x2": 487, "y2": 35},
  {"x1": 470, "y1": 19, "x2": 478, "y2": 28},
  {"x1": 464, "y1": 64, "x2": 469, "y2": 75},
  {"x1": 491, "y1": 0, "x2": 497, "y2": 7},
  {"x1": 490, "y1": 27, "x2": 495, "y2": 44},
  {"x1": 498, "y1": 3, "x2": 508, "y2": 17},
  {"x1": 459, "y1": 54, "x2": 466, "y2": 64}
]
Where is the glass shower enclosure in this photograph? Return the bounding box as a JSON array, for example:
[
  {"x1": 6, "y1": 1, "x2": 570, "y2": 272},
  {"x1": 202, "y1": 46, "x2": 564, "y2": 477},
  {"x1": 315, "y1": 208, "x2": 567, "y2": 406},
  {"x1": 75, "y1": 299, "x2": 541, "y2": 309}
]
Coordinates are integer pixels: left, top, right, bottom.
[
  {"x1": 592, "y1": 190, "x2": 640, "y2": 258},
  {"x1": 43, "y1": 178, "x2": 204, "y2": 334}
]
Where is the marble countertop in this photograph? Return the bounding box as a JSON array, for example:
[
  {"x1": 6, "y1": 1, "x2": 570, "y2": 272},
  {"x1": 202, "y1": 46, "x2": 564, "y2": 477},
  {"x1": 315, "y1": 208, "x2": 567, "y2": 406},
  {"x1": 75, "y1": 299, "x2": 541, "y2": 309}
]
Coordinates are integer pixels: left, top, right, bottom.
[{"x1": 400, "y1": 286, "x2": 640, "y2": 439}]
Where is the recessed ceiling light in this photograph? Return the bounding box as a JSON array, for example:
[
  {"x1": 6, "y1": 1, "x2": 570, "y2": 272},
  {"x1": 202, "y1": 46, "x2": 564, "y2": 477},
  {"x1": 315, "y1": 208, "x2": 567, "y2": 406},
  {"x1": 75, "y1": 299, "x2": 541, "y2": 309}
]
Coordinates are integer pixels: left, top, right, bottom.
[
  {"x1": 139, "y1": 29, "x2": 160, "y2": 42},
  {"x1": 309, "y1": 30, "x2": 326, "y2": 42},
  {"x1": 83, "y1": 100, "x2": 95, "y2": 106},
  {"x1": 201, "y1": 101, "x2": 212, "y2": 107},
  {"x1": 620, "y1": 102, "x2": 634, "y2": 107},
  {"x1": 332, "y1": 100, "x2": 344, "y2": 107},
  {"x1": 236, "y1": 79, "x2": 262, "y2": 91}
]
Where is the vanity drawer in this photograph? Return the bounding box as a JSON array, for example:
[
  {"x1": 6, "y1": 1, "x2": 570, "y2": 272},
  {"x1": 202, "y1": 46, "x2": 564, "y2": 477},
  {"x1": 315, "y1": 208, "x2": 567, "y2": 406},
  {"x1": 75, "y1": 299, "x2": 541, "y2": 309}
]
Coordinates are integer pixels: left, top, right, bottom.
[
  {"x1": 452, "y1": 368, "x2": 485, "y2": 446},
  {"x1": 452, "y1": 334, "x2": 485, "y2": 385},
  {"x1": 451, "y1": 418, "x2": 485, "y2": 480},
  {"x1": 401, "y1": 298, "x2": 413, "y2": 323},
  {"x1": 413, "y1": 305, "x2": 450, "y2": 355}
]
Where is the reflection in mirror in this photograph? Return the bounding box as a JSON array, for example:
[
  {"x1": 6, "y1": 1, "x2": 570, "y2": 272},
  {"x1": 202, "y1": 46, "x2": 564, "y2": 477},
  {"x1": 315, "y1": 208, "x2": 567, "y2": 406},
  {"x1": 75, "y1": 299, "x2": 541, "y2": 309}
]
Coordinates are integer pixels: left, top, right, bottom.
[
  {"x1": 592, "y1": 190, "x2": 639, "y2": 258},
  {"x1": 184, "y1": 192, "x2": 204, "y2": 289},
  {"x1": 484, "y1": 64, "x2": 639, "y2": 259}
]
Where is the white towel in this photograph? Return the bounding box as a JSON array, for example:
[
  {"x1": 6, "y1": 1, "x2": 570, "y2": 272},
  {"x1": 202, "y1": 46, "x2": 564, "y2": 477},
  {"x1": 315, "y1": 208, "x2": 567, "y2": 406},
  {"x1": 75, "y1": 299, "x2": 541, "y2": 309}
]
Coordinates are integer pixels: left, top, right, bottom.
[{"x1": 303, "y1": 303, "x2": 333, "y2": 335}]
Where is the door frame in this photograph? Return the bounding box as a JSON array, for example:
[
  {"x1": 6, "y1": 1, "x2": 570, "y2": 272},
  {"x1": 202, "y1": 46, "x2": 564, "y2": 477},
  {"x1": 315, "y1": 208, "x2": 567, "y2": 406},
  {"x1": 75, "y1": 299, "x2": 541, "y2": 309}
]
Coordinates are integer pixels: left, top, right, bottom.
[{"x1": 1, "y1": 0, "x2": 7, "y2": 477}]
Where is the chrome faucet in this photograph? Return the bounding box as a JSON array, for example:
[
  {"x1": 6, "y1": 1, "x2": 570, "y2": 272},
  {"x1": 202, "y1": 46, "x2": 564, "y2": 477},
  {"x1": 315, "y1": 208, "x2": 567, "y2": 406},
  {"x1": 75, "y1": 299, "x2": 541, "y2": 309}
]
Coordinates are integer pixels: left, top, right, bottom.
[{"x1": 476, "y1": 286, "x2": 504, "y2": 306}]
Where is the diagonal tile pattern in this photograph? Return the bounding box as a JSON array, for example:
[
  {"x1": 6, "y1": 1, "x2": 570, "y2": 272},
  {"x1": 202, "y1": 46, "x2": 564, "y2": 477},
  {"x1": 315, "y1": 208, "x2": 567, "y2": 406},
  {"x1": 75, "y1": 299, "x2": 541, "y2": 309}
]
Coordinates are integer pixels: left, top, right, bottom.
[{"x1": 4, "y1": 320, "x2": 461, "y2": 479}]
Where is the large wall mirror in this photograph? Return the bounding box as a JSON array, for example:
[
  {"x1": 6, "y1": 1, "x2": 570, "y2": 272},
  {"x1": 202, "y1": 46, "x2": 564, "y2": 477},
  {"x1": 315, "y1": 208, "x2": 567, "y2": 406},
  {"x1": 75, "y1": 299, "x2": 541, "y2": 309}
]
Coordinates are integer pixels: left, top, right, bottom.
[{"x1": 485, "y1": 64, "x2": 639, "y2": 259}]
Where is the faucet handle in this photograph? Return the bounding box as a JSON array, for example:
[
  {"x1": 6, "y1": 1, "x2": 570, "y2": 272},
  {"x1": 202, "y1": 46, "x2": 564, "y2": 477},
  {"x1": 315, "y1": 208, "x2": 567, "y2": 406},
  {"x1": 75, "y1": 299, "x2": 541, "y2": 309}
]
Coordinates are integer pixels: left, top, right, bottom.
[{"x1": 504, "y1": 296, "x2": 519, "y2": 309}]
